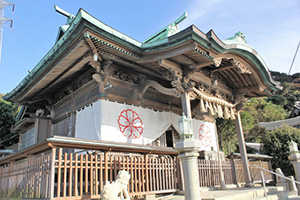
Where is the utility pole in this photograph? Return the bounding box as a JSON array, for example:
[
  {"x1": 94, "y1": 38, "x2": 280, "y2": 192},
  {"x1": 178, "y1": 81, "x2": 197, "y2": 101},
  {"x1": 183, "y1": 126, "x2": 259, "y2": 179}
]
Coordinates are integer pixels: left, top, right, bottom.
[
  {"x1": 288, "y1": 41, "x2": 300, "y2": 75},
  {"x1": 0, "y1": 0, "x2": 14, "y2": 62}
]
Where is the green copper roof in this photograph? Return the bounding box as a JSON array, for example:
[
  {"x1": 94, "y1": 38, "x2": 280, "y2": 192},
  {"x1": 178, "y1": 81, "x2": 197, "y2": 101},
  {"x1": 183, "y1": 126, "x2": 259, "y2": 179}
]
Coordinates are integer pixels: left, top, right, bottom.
[
  {"x1": 222, "y1": 31, "x2": 278, "y2": 91},
  {"x1": 143, "y1": 12, "x2": 187, "y2": 43},
  {"x1": 223, "y1": 31, "x2": 254, "y2": 52},
  {"x1": 4, "y1": 8, "x2": 143, "y2": 101},
  {"x1": 4, "y1": 9, "x2": 279, "y2": 102}
]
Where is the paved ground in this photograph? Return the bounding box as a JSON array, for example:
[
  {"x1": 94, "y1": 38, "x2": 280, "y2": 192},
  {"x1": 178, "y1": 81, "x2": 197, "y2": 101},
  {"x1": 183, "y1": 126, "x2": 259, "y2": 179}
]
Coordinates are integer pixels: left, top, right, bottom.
[{"x1": 154, "y1": 186, "x2": 297, "y2": 200}]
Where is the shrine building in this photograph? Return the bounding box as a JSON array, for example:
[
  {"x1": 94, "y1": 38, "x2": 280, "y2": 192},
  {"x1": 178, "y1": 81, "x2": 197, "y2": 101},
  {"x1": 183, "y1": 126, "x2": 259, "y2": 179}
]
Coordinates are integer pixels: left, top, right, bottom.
[{"x1": 0, "y1": 7, "x2": 280, "y2": 200}]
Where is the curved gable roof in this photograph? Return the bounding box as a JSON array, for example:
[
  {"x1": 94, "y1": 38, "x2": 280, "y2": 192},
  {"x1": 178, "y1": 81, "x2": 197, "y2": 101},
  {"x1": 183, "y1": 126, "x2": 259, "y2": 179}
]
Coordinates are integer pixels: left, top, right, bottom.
[{"x1": 4, "y1": 9, "x2": 280, "y2": 103}]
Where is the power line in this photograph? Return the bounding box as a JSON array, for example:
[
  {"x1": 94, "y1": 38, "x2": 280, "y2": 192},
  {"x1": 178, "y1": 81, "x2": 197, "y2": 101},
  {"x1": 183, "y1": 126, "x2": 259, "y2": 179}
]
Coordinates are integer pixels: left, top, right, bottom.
[
  {"x1": 288, "y1": 41, "x2": 300, "y2": 75},
  {"x1": 9, "y1": 27, "x2": 40, "y2": 59},
  {"x1": 16, "y1": 0, "x2": 52, "y2": 42},
  {"x1": 10, "y1": 9, "x2": 47, "y2": 51},
  {"x1": 2, "y1": 50, "x2": 27, "y2": 70},
  {"x1": 0, "y1": 0, "x2": 14, "y2": 62}
]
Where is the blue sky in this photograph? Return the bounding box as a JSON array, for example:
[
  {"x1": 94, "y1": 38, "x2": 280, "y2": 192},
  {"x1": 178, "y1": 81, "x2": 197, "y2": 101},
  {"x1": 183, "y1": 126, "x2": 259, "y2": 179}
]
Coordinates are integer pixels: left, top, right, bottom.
[{"x1": 0, "y1": 0, "x2": 299, "y2": 94}]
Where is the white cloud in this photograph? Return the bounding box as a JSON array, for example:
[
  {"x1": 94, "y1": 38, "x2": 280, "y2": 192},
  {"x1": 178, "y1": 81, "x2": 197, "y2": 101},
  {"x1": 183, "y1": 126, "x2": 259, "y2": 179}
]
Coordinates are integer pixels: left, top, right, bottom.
[
  {"x1": 178, "y1": 0, "x2": 300, "y2": 74},
  {"x1": 180, "y1": 0, "x2": 223, "y2": 29}
]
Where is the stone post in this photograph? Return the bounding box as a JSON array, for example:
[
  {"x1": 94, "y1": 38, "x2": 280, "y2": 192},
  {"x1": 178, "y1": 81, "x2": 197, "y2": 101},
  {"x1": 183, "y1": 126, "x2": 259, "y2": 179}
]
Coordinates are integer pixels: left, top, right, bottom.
[
  {"x1": 175, "y1": 92, "x2": 201, "y2": 200},
  {"x1": 288, "y1": 176, "x2": 298, "y2": 192},
  {"x1": 288, "y1": 141, "x2": 300, "y2": 194},
  {"x1": 275, "y1": 168, "x2": 288, "y2": 190},
  {"x1": 235, "y1": 112, "x2": 253, "y2": 187}
]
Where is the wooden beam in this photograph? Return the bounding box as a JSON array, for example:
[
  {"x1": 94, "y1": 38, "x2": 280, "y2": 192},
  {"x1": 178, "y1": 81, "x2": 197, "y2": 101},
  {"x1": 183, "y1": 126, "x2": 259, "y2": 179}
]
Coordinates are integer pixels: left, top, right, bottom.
[
  {"x1": 234, "y1": 85, "x2": 264, "y2": 93},
  {"x1": 84, "y1": 32, "x2": 103, "y2": 61},
  {"x1": 190, "y1": 61, "x2": 213, "y2": 72},
  {"x1": 211, "y1": 65, "x2": 234, "y2": 73},
  {"x1": 138, "y1": 42, "x2": 196, "y2": 63},
  {"x1": 158, "y1": 59, "x2": 181, "y2": 72}
]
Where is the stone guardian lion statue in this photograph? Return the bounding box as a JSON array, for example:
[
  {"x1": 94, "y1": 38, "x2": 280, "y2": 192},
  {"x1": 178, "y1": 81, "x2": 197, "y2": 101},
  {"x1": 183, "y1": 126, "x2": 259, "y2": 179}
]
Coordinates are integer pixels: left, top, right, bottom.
[{"x1": 101, "y1": 170, "x2": 131, "y2": 200}]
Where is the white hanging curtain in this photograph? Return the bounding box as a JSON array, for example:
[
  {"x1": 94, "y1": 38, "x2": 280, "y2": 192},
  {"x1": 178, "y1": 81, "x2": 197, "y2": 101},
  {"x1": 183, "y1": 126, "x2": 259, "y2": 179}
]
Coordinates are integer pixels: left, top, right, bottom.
[{"x1": 75, "y1": 99, "x2": 217, "y2": 150}]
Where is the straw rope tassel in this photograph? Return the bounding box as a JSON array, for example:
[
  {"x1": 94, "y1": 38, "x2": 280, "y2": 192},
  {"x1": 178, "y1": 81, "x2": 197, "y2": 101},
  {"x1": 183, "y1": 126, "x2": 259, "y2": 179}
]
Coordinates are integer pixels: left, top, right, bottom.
[
  {"x1": 217, "y1": 104, "x2": 223, "y2": 118},
  {"x1": 223, "y1": 106, "x2": 230, "y2": 119},
  {"x1": 230, "y1": 107, "x2": 236, "y2": 120},
  {"x1": 200, "y1": 98, "x2": 207, "y2": 113},
  {"x1": 208, "y1": 102, "x2": 215, "y2": 116}
]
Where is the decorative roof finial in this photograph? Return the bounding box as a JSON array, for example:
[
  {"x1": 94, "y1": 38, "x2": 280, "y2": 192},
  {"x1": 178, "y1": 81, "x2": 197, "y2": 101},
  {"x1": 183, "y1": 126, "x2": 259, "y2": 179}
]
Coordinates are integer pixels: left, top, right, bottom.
[
  {"x1": 54, "y1": 5, "x2": 75, "y2": 25},
  {"x1": 143, "y1": 12, "x2": 187, "y2": 43},
  {"x1": 227, "y1": 31, "x2": 247, "y2": 44}
]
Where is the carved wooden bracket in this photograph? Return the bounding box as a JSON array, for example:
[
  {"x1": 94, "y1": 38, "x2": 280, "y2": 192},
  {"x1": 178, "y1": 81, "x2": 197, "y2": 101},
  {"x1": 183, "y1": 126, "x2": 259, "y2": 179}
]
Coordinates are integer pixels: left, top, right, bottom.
[
  {"x1": 231, "y1": 59, "x2": 252, "y2": 74},
  {"x1": 213, "y1": 58, "x2": 222, "y2": 67},
  {"x1": 90, "y1": 60, "x2": 113, "y2": 83},
  {"x1": 213, "y1": 57, "x2": 252, "y2": 74},
  {"x1": 138, "y1": 80, "x2": 181, "y2": 99}
]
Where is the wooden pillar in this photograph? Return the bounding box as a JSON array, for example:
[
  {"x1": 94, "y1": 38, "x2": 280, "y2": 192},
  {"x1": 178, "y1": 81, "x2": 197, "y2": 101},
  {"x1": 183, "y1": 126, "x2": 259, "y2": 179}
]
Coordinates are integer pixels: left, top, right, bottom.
[
  {"x1": 104, "y1": 151, "x2": 108, "y2": 183},
  {"x1": 144, "y1": 154, "x2": 149, "y2": 192},
  {"x1": 235, "y1": 112, "x2": 253, "y2": 187},
  {"x1": 49, "y1": 147, "x2": 56, "y2": 199},
  {"x1": 57, "y1": 148, "x2": 62, "y2": 197},
  {"x1": 230, "y1": 158, "x2": 238, "y2": 186},
  {"x1": 181, "y1": 92, "x2": 192, "y2": 118}
]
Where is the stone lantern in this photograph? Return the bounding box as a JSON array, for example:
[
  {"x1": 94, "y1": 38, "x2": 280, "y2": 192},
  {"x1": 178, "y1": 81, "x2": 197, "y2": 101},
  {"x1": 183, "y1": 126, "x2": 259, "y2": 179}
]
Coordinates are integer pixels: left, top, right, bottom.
[
  {"x1": 178, "y1": 113, "x2": 193, "y2": 140},
  {"x1": 176, "y1": 113, "x2": 201, "y2": 200}
]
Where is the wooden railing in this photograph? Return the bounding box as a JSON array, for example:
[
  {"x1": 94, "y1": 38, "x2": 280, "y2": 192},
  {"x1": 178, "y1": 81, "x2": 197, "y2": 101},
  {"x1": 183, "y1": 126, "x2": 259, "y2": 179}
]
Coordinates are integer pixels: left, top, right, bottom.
[
  {"x1": 198, "y1": 159, "x2": 273, "y2": 188},
  {"x1": 53, "y1": 151, "x2": 179, "y2": 199},
  {"x1": 250, "y1": 161, "x2": 273, "y2": 183},
  {"x1": 0, "y1": 136, "x2": 273, "y2": 199},
  {"x1": 234, "y1": 160, "x2": 273, "y2": 185},
  {"x1": 0, "y1": 151, "x2": 52, "y2": 199},
  {"x1": 198, "y1": 159, "x2": 234, "y2": 187}
]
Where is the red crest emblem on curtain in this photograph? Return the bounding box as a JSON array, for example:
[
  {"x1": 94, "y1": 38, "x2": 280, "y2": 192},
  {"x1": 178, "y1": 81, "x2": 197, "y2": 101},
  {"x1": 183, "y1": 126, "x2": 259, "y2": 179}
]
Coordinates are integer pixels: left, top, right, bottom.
[
  {"x1": 118, "y1": 109, "x2": 144, "y2": 139},
  {"x1": 198, "y1": 124, "x2": 212, "y2": 147}
]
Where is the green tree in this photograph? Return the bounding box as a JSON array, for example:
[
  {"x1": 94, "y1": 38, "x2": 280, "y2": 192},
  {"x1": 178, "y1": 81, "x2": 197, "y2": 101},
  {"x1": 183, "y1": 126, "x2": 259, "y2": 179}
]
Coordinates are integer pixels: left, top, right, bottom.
[
  {"x1": 261, "y1": 125, "x2": 300, "y2": 176},
  {"x1": 267, "y1": 95, "x2": 287, "y2": 107},
  {"x1": 269, "y1": 71, "x2": 300, "y2": 114},
  {"x1": 217, "y1": 98, "x2": 287, "y2": 155},
  {"x1": 270, "y1": 71, "x2": 293, "y2": 83},
  {"x1": 0, "y1": 94, "x2": 18, "y2": 141},
  {"x1": 216, "y1": 118, "x2": 237, "y2": 155},
  {"x1": 276, "y1": 83, "x2": 300, "y2": 113}
]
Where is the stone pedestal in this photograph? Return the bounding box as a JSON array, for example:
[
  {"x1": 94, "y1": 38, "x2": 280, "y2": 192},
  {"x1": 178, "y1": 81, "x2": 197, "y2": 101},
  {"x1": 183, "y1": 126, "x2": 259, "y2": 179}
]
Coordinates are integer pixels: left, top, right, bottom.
[
  {"x1": 176, "y1": 139, "x2": 201, "y2": 200},
  {"x1": 288, "y1": 153, "x2": 300, "y2": 194}
]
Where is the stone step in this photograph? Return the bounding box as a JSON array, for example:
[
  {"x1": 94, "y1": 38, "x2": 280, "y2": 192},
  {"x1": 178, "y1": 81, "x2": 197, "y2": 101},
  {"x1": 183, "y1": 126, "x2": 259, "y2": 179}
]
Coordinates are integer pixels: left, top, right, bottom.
[
  {"x1": 287, "y1": 197, "x2": 300, "y2": 200},
  {"x1": 248, "y1": 191, "x2": 298, "y2": 200},
  {"x1": 156, "y1": 186, "x2": 299, "y2": 200},
  {"x1": 201, "y1": 187, "x2": 271, "y2": 200}
]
